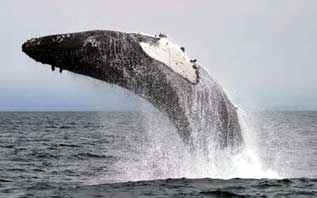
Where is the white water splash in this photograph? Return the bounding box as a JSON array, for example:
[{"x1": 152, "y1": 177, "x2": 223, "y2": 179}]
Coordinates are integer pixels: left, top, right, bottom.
[
  {"x1": 234, "y1": 108, "x2": 280, "y2": 179},
  {"x1": 114, "y1": 107, "x2": 280, "y2": 181}
]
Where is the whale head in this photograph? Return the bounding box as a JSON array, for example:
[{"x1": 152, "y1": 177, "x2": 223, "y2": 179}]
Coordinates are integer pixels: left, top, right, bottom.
[
  {"x1": 23, "y1": 31, "x2": 155, "y2": 87},
  {"x1": 22, "y1": 30, "x2": 199, "y2": 88}
]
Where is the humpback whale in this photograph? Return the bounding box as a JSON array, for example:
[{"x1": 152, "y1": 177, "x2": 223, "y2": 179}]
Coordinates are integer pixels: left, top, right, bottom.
[{"x1": 22, "y1": 30, "x2": 242, "y2": 149}]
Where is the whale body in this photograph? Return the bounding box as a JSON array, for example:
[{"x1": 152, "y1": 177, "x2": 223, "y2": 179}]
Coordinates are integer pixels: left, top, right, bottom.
[{"x1": 22, "y1": 30, "x2": 242, "y2": 149}]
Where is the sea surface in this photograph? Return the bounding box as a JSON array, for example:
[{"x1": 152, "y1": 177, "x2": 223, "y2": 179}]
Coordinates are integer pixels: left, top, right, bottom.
[{"x1": 0, "y1": 111, "x2": 316, "y2": 197}]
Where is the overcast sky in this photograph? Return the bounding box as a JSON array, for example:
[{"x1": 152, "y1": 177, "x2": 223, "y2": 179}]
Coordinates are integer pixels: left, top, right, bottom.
[{"x1": 1, "y1": 0, "x2": 317, "y2": 111}]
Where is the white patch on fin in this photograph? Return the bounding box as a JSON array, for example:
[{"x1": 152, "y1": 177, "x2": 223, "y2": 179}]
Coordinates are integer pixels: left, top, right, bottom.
[{"x1": 139, "y1": 36, "x2": 198, "y2": 83}]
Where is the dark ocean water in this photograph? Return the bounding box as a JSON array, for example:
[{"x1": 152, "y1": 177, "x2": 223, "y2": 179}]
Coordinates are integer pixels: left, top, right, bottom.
[{"x1": 0, "y1": 111, "x2": 316, "y2": 198}]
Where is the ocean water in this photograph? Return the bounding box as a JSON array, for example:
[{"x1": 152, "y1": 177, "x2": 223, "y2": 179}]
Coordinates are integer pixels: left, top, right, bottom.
[{"x1": 0, "y1": 111, "x2": 316, "y2": 197}]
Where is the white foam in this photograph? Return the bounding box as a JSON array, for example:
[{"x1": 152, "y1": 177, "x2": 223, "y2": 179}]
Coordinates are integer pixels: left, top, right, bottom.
[
  {"x1": 138, "y1": 36, "x2": 198, "y2": 83},
  {"x1": 110, "y1": 108, "x2": 280, "y2": 182}
]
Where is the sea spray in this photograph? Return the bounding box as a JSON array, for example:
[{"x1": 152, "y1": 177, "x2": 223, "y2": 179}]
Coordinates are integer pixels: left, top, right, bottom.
[
  {"x1": 236, "y1": 109, "x2": 280, "y2": 178},
  {"x1": 113, "y1": 107, "x2": 279, "y2": 181}
]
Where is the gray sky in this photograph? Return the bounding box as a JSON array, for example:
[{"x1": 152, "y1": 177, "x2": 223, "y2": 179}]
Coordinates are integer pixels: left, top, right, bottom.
[{"x1": 1, "y1": 0, "x2": 317, "y2": 111}]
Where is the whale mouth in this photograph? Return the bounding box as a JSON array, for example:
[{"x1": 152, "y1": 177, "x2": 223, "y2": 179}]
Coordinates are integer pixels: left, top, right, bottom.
[
  {"x1": 22, "y1": 33, "x2": 83, "y2": 71},
  {"x1": 22, "y1": 31, "x2": 113, "y2": 78},
  {"x1": 22, "y1": 30, "x2": 151, "y2": 88},
  {"x1": 23, "y1": 34, "x2": 70, "y2": 54}
]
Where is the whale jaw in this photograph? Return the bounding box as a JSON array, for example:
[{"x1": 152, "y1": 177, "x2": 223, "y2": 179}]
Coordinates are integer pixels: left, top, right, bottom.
[{"x1": 22, "y1": 31, "x2": 138, "y2": 86}]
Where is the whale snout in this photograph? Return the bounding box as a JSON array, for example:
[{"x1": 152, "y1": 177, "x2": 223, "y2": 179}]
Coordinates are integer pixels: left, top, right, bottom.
[
  {"x1": 22, "y1": 37, "x2": 49, "y2": 64},
  {"x1": 22, "y1": 33, "x2": 78, "y2": 54},
  {"x1": 21, "y1": 30, "x2": 143, "y2": 84},
  {"x1": 22, "y1": 39, "x2": 34, "y2": 52},
  {"x1": 22, "y1": 33, "x2": 88, "y2": 71},
  {"x1": 22, "y1": 38, "x2": 43, "y2": 55}
]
